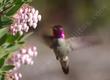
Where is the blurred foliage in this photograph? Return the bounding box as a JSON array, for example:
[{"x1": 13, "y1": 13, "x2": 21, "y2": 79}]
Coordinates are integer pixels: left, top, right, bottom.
[
  {"x1": 33, "y1": 0, "x2": 110, "y2": 35},
  {"x1": 0, "y1": 0, "x2": 33, "y2": 79}
]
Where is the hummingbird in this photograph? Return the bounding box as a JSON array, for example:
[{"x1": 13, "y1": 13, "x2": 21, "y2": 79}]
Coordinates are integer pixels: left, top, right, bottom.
[
  {"x1": 51, "y1": 25, "x2": 70, "y2": 74},
  {"x1": 43, "y1": 25, "x2": 101, "y2": 74}
]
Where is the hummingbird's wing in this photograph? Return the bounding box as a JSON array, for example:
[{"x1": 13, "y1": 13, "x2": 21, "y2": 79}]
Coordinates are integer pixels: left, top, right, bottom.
[
  {"x1": 42, "y1": 33, "x2": 53, "y2": 48},
  {"x1": 66, "y1": 36, "x2": 102, "y2": 51}
]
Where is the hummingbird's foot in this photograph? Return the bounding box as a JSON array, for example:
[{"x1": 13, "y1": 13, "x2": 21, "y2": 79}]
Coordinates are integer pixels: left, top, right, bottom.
[{"x1": 63, "y1": 56, "x2": 69, "y2": 61}]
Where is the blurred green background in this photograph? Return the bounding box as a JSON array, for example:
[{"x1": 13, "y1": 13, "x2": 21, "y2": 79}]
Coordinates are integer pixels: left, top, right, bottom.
[
  {"x1": 31, "y1": 0, "x2": 110, "y2": 37},
  {"x1": 21, "y1": 1, "x2": 110, "y2": 80}
]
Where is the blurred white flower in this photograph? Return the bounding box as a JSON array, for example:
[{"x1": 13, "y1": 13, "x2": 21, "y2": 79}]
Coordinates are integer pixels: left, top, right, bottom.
[
  {"x1": 7, "y1": 46, "x2": 38, "y2": 80},
  {"x1": 10, "y1": 4, "x2": 41, "y2": 35},
  {"x1": 11, "y1": 46, "x2": 38, "y2": 69},
  {"x1": 5, "y1": 72, "x2": 22, "y2": 80}
]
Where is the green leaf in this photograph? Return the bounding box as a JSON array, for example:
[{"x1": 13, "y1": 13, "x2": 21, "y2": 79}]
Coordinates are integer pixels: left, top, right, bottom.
[
  {"x1": 0, "y1": 53, "x2": 9, "y2": 68},
  {"x1": 6, "y1": 34, "x2": 15, "y2": 44},
  {"x1": 6, "y1": 0, "x2": 24, "y2": 16},
  {"x1": 0, "y1": 34, "x2": 7, "y2": 46},
  {"x1": 0, "y1": 0, "x2": 3, "y2": 3},
  {"x1": 6, "y1": 44, "x2": 20, "y2": 52},
  {"x1": 0, "y1": 3, "x2": 3, "y2": 12},
  {"x1": 6, "y1": 33, "x2": 25, "y2": 46},
  {"x1": 1, "y1": 65, "x2": 14, "y2": 72},
  {"x1": 1, "y1": 42, "x2": 10, "y2": 48},
  {"x1": 0, "y1": 58, "x2": 5, "y2": 68},
  {"x1": 0, "y1": 27, "x2": 8, "y2": 38},
  {"x1": 0, "y1": 47, "x2": 6, "y2": 58},
  {"x1": 6, "y1": 33, "x2": 22, "y2": 44},
  {"x1": 14, "y1": 0, "x2": 23, "y2": 4},
  {"x1": 0, "y1": 16, "x2": 12, "y2": 27},
  {"x1": 0, "y1": 47, "x2": 10, "y2": 60},
  {"x1": 2, "y1": 0, "x2": 8, "y2": 4},
  {"x1": 2, "y1": 53, "x2": 10, "y2": 59},
  {"x1": 22, "y1": 0, "x2": 32, "y2": 3},
  {"x1": 0, "y1": 75, "x2": 4, "y2": 80}
]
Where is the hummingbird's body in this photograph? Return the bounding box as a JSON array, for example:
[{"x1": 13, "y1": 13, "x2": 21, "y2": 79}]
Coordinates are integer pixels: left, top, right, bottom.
[
  {"x1": 43, "y1": 25, "x2": 101, "y2": 74},
  {"x1": 52, "y1": 38, "x2": 70, "y2": 60},
  {"x1": 51, "y1": 25, "x2": 70, "y2": 74}
]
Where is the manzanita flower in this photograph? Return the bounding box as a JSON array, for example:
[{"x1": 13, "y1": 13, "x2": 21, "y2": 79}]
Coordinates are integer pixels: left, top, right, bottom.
[
  {"x1": 10, "y1": 4, "x2": 41, "y2": 35},
  {"x1": 7, "y1": 46, "x2": 38, "y2": 80},
  {"x1": 5, "y1": 72, "x2": 22, "y2": 80},
  {"x1": 11, "y1": 46, "x2": 37, "y2": 70}
]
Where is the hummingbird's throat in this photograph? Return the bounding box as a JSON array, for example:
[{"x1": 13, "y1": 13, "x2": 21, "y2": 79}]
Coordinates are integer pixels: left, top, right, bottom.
[
  {"x1": 61, "y1": 32, "x2": 65, "y2": 38},
  {"x1": 53, "y1": 31, "x2": 65, "y2": 38}
]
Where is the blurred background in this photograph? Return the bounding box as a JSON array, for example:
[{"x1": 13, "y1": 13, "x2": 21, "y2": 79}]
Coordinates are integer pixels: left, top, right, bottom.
[
  {"x1": 33, "y1": 0, "x2": 110, "y2": 37},
  {"x1": 20, "y1": 0, "x2": 110, "y2": 80}
]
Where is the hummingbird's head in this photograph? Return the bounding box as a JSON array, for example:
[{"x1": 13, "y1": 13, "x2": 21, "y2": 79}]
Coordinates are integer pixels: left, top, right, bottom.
[{"x1": 53, "y1": 25, "x2": 65, "y2": 39}]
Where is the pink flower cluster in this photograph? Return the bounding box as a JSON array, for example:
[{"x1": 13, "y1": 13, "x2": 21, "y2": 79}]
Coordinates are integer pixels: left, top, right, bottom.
[
  {"x1": 12, "y1": 46, "x2": 37, "y2": 69},
  {"x1": 7, "y1": 46, "x2": 38, "y2": 80},
  {"x1": 5, "y1": 72, "x2": 22, "y2": 80},
  {"x1": 10, "y1": 4, "x2": 41, "y2": 35}
]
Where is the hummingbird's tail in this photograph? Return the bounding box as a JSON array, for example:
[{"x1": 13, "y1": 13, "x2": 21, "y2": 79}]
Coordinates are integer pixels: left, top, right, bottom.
[
  {"x1": 60, "y1": 56, "x2": 69, "y2": 74},
  {"x1": 62, "y1": 63, "x2": 69, "y2": 74}
]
